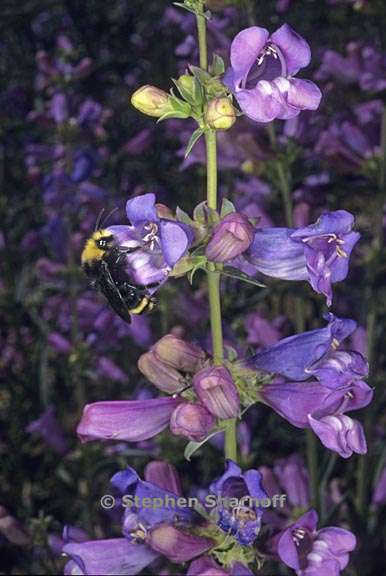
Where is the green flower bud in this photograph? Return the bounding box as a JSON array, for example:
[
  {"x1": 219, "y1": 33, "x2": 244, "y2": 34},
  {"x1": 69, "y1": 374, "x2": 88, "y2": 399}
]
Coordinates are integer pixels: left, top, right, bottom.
[
  {"x1": 178, "y1": 74, "x2": 195, "y2": 92},
  {"x1": 131, "y1": 85, "x2": 171, "y2": 117},
  {"x1": 205, "y1": 97, "x2": 236, "y2": 130}
]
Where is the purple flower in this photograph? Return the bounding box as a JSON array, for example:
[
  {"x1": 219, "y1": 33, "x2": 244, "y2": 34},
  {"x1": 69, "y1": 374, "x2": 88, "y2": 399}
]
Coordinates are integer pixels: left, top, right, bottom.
[
  {"x1": 247, "y1": 314, "x2": 372, "y2": 457},
  {"x1": 26, "y1": 405, "x2": 69, "y2": 455},
  {"x1": 193, "y1": 366, "x2": 240, "y2": 419},
  {"x1": 152, "y1": 334, "x2": 207, "y2": 373},
  {"x1": 149, "y1": 524, "x2": 213, "y2": 563},
  {"x1": 188, "y1": 556, "x2": 229, "y2": 576},
  {"x1": 111, "y1": 464, "x2": 195, "y2": 528},
  {"x1": 277, "y1": 510, "x2": 356, "y2": 575},
  {"x1": 63, "y1": 538, "x2": 159, "y2": 575},
  {"x1": 248, "y1": 211, "x2": 360, "y2": 305},
  {"x1": 111, "y1": 463, "x2": 213, "y2": 566},
  {"x1": 244, "y1": 313, "x2": 282, "y2": 346},
  {"x1": 273, "y1": 454, "x2": 310, "y2": 510},
  {"x1": 250, "y1": 313, "x2": 362, "y2": 382},
  {"x1": 372, "y1": 466, "x2": 386, "y2": 506},
  {"x1": 308, "y1": 414, "x2": 367, "y2": 458},
  {"x1": 260, "y1": 378, "x2": 372, "y2": 458},
  {"x1": 107, "y1": 193, "x2": 193, "y2": 288},
  {"x1": 209, "y1": 460, "x2": 267, "y2": 546},
  {"x1": 170, "y1": 402, "x2": 216, "y2": 441},
  {"x1": 76, "y1": 397, "x2": 182, "y2": 443},
  {"x1": 206, "y1": 213, "x2": 255, "y2": 262},
  {"x1": 138, "y1": 350, "x2": 186, "y2": 393},
  {"x1": 0, "y1": 506, "x2": 30, "y2": 546},
  {"x1": 224, "y1": 24, "x2": 321, "y2": 123}
]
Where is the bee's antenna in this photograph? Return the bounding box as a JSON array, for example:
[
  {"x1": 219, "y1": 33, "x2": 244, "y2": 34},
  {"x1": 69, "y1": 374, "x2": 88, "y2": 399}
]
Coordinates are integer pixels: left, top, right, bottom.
[
  {"x1": 94, "y1": 209, "x2": 105, "y2": 232},
  {"x1": 94, "y1": 207, "x2": 119, "y2": 232},
  {"x1": 100, "y1": 207, "x2": 119, "y2": 229}
]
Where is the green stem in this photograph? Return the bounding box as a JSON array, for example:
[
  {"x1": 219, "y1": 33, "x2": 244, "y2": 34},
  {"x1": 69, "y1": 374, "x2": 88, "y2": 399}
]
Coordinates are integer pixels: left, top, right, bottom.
[
  {"x1": 196, "y1": 4, "x2": 237, "y2": 462},
  {"x1": 277, "y1": 162, "x2": 293, "y2": 227},
  {"x1": 196, "y1": 1, "x2": 207, "y2": 70}
]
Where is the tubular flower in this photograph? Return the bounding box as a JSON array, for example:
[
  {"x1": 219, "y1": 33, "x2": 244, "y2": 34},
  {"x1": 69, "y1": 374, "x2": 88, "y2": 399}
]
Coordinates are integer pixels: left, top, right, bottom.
[
  {"x1": 276, "y1": 510, "x2": 356, "y2": 576},
  {"x1": 245, "y1": 314, "x2": 372, "y2": 457},
  {"x1": 248, "y1": 211, "x2": 360, "y2": 305},
  {"x1": 206, "y1": 212, "x2": 255, "y2": 263},
  {"x1": 62, "y1": 461, "x2": 266, "y2": 575},
  {"x1": 224, "y1": 24, "x2": 322, "y2": 123},
  {"x1": 107, "y1": 193, "x2": 194, "y2": 289}
]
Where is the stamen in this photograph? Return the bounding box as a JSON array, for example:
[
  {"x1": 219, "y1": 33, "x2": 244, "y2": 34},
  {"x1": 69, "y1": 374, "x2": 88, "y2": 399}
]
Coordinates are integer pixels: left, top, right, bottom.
[
  {"x1": 331, "y1": 338, "x2": 340, "y2": 350},
  {"x1": 292, "y1": 527, "x2": 306, "y2": 546},
  {"x1": 336, "y1": 246, "x2": 348, "y2": 258}
]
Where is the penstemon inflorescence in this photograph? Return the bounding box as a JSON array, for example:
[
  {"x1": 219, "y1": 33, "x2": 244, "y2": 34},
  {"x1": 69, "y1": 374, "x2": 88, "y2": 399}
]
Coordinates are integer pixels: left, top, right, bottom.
[{"x1": 66, "y1": 1, "x2": 369, "y2": 574}]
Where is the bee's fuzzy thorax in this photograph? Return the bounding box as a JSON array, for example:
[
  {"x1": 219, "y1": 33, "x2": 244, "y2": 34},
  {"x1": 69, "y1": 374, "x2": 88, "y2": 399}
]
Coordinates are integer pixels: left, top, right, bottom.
[{"x1": 81, "y1": 229, "x2": 110, "y2": 265}]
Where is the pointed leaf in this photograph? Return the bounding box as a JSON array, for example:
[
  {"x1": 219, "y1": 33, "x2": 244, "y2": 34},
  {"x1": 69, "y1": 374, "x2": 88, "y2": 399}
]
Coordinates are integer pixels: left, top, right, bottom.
[
  {"x1": 222, "y1": 267, "x2": 266, "y2": 288},
  {"x1": 220, "y1": 198, "x2": 236, "y2": 217},
  {"x1": 184, "y1": 428, "x2": 223, "y2": 461},
  {"x1": 209, "y1": 54, "x2": 225, "y2": 76},
  {"x1": 185, "y1": 128, "x2": 204, "y2": 158}
]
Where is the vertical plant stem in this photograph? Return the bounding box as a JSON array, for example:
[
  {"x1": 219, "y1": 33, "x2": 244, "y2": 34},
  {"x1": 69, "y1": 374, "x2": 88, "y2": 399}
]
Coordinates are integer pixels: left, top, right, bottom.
[
  {"x1": 196, "y1": 4, "x2": 237, "y2": 462},
  {"x1": 196, "y1": 1, "x2": 208, "y2": 70}
]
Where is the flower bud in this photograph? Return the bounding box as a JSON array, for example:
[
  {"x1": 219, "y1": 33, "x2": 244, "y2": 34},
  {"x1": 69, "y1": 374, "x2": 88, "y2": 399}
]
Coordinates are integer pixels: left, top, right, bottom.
[
  {"x1": 138, "y1": 350, "x2": 185, "y2": 393},
  {"x1": 178, "y1": 74, "x2": 195, "y2": 92},
  {"x1": 193, "y1": 366, "x2": 240, "y2": 419},
  {"x1": 205, "y1": 97, "x2": 236, "y2": 130},
  {"x1": 206, "y1": 212, "x2": 255, "y2": 263},
  {"x1": 170, "y1": 402, "x2": 215, "y2": 441},
  {"x1": 131, "y1": 85, "x2": 171, "y2": 118},
  {"x1": 153, "y1": 334, "x2": 206, "y2": 373}
]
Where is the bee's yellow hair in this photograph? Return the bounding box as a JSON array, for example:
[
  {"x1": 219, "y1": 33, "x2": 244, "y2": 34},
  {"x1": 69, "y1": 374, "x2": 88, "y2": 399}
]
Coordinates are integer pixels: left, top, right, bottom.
[{"x1": 81, "y1": 229, "x2": 110, "y2": 265}]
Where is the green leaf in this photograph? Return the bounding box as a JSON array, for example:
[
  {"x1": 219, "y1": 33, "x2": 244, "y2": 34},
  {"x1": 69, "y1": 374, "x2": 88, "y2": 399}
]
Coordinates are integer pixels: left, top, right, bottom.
[
  {"x1": 169, "y1": 93, "x2": 192, "y2": 114},
  {"x1": 185, "y1": 128, "x2": 204, "y2": 158},
  {"x1": 209, "y1": 53, "x2": 225, "y2": 76},
  {"x1": 220, "y1": 198, "x2": 236, "y2": 217},
  {"x1": 172, "y1": 79, "x2": 196, "y2": 106},
  {"x1": 176, "y1": 206, "x2": 194, "y2": 226},
  {"x1": 222, "y1": 267, "x2": 266, "y2": 288},
  {"x1": 192, "y1": 77, "x2": 204, "y2": 104},
  {"x1": 184, "y1": 428, "x2": 223, "y2": 461},
  {"x1": 157, "y1": 109, "x2": 191, "y2": 122},
  {"x1": 189, "y1": 65, "x2": 211, "y2": 85},
  {"x1": 172, "y1": 2, "x2": 198, "y2": 16},
  {"x1": 187, "y1": 257, "x2": 207, "y2": 284}
]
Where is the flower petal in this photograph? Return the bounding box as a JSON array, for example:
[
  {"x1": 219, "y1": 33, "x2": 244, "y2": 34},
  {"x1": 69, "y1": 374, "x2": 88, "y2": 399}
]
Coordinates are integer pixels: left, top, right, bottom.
[
  {"x1": 285, "y1": 78, "x2": 322, "y2": 111},
  {"x1": 63, "y1": 538, "x2": 158, "y2": 576},
  {"x1": 249, "y1": 228, "x2": 307, "y2": 280},
  {"x1": 235, "y1": 81, "x2": 284, "y2": 123},
  {"x1": 228, "y1": 26, "x2": 269, "y2": 88},
  {"x1": 126, "y1": 193, "x2": 157, "y2": 224},
  {"x1": 149, "y1": 524, "x2": 214, "y2": 563},
  {"x1": 159, "y1": 220, "x2": 191, "y2": 267},
  {"x1": 77, "y1": 397, "x2": 181, "y2": 442},
  {"x1": 271, "y1": 23, "x2": 311, "y2": 75}
]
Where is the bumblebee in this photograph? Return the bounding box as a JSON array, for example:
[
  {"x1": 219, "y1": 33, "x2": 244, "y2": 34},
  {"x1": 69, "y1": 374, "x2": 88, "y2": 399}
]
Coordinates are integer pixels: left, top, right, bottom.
[{"x1": 81, "y1": 228, "x2": 156, "y2": 323}]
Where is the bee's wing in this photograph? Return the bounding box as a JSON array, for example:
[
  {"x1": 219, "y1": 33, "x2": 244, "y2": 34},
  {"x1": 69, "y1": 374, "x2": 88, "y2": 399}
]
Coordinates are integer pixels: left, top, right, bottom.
[{"x1": 98, "y1": 261, "x2": 132, "y2": 324}]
